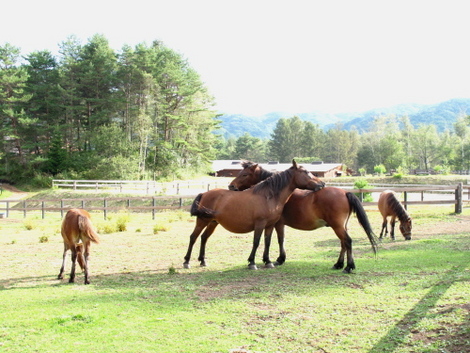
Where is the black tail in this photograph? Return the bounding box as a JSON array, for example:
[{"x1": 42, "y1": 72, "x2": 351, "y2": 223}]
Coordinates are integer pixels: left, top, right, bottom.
[
  {"x1": 346, "y1": 192, "x2": 378, "y2": 255},
  {"x1": 190, "y1": 193, "x2": 216, "y2": 218}
]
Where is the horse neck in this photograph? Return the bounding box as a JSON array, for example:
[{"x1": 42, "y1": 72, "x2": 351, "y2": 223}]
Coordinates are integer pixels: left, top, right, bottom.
[
  {"x1": 252, "y1": 168, "x2": 296, "y2": 202},
  {"x1": 392, "y1": 198, "x2": 410, "y2": 222}
]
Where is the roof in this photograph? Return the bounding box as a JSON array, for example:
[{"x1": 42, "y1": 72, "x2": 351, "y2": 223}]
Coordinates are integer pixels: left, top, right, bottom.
[{"x1": 211, "y1": 160, "x2": 342, "y2": 173}]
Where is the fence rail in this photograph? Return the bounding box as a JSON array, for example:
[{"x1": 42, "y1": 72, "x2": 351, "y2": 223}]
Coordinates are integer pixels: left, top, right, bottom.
[
  {"x1": 1, "y1": 184, "x2": 468, "y2": 219},
  {"x1": 52, "y1": 179, "x2": 231, "y2": 195}
]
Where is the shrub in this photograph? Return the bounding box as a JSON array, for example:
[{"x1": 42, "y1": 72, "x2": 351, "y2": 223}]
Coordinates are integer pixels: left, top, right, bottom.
[
  {"x1": 153, "y1": 223, "x2": 170, "y2": 234},
  {"x1": 374, "y1": 164, "x2": 386, "y2": 175},
  {"x1": 354, "y1": 179, "x2": 373, "y2": 202}
]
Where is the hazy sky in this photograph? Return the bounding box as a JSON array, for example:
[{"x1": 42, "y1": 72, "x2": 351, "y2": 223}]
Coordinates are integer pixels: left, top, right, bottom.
[{"x1": 4, "y1": 0, "x2": 470, "y2": 115}]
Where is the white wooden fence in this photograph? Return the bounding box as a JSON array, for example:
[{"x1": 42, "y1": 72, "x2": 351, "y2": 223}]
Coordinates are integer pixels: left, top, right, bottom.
[{"x1": 52, "y1": 179, "x2": 232, "y2": 195}]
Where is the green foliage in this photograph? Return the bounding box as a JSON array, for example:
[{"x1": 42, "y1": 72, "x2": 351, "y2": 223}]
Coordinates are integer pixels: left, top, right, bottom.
[
  {"x1": 374, "y1": 164, "x2": 386, "y2": 175},
  {"x1": 0, "y1": 36, "x2": 219, "y2": 182},
  {"x1": 353, "y1": 178, "x2": 373, "y2": 202}
]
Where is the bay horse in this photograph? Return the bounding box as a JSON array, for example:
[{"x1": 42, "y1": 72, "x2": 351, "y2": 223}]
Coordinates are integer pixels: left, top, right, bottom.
[
  {"x1": 378, "y1": 190, "x2": 412, "y2": 240},
  {"x1": 183, "y1": 160, "x2": 325, "y2": 270},
  {"x1": 58, "y1": 209, "x2": 100, "y2": 284},
  {"x1": 229, "y1": 161, "x2": 378, "y2": 273}
]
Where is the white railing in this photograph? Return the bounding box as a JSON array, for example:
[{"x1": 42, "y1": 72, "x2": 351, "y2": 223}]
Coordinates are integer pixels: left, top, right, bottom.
[{"x1": 52, "y1": 179, "x2": 232, "y2": 195}]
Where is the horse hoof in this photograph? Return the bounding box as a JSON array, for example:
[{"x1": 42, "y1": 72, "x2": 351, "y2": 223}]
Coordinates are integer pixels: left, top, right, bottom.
[
  {"x1": 274, "y1": 261, "x2": 283, "y2": 267},
  {"x1": 342, "y1": 268, "x2": 353, "y2": 274},
  {"x1": 183, "y1": 263, "x2": 190, "y2": 269},
  {"x1": 248, "y1": 264, "x2": 258, "y2": 270},
  {"x1": 264, "y1": 262, "x2": 275, "y2": 269}
]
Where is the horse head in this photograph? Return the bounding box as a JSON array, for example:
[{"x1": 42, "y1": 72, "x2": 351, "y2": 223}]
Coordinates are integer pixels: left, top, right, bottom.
[
  {"x1": 290, "y1": 159, "x2": 325, "y2": 191},
  {"x1": 229, "y1": 161, "x2": 261, "y2": 191},
  {"x1": 399, "y1": 217, "x2": 412, "y2": 240}
]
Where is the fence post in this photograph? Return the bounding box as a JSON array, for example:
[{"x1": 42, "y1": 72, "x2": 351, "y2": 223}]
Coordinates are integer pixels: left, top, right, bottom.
[
  {"x1": 61, "y1": 200, "x2": 64, "y2": 218},
  {"x1": 152, "y1": 197, "x2": 156, "y2": 220},
  {"x1": 41, "y1": 201, "x2": 45, "y2": 219},
  {"x1": 455, "y1": 183, "x2": 463, "y2": 214},
  {"x1": 104, "y1": 199, "x2": 107, "y2": 219},
  {"x1": 6, "y1": 201, "x2": 9, "y2": 218},
  {"x1": 23, "y1": 200, "x2": 27, "y2": 218},
  {"x1": 404, "y1": 191, "x2": 408, "y2": 210}
]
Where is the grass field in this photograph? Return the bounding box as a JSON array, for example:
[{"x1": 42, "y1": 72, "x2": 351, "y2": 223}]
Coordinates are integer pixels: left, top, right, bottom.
[{"x1": 0, "y1": 203, "x2": 469, "y2": 353}]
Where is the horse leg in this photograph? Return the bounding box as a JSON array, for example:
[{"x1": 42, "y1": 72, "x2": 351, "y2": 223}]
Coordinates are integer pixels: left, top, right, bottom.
[
  {"x1": 183, "y1": 218, "x2": 211, "y2": 269},
  {"x1": 197, "y1": 221, "x2": 219, "y2": 267},
  {"x1": 262, "y1": 225, "x2": 275, "y2": 268},
  {"x1": 379, "y1": 218, "x2": 388, "y2": 239},
  {"x1": 390, "y1": 216, "x2": 397, "y2": 240},
  {"x1": 247, "y1": 226, "x2": 265, "y2": 270},
  {"x1": 69, "y1": 247, "x2": 77, "y2": 283},
  {"x1": 331, "y1": 224, "x2": 355, "y2": 272},
  {"x1": 82, "y1": 241, "x2": 91, "y2": 285},
  {"x1": 274, "y1": 221, "x2": 287, "y2": 266},
  {"x1": 341, "y1": 232, "x2": 355, "y2": 273},
  {"x1": 58, "y1": 243, "x2": 69, "y2": 280}
]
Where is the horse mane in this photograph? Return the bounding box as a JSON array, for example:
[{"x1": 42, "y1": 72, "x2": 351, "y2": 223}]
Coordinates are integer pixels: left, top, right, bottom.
[
  {"x1": 388, "y1": 193, "x2": 410, "y2": 222},
  {"x1": 241, "y1": 161, "x2": 275, "y2": 181},
  {"x1": 252, "y1": 166, "x2": 294, "y2": 199}
]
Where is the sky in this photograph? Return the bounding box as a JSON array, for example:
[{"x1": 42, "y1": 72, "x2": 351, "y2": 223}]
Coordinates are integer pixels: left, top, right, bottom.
[{"x1": 3, "y1": 0, "x2": 470, "y2": 116}]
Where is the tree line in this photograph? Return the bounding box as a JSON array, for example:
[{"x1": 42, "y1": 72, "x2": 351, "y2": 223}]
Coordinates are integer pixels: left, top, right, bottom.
[
  {"x1": 2, "y1": 34, "x2": 470, "y2": 185},
  {"x1": 216, "y1": 115, "x2": 470, "y2": 175},
  {"x1": 0, "y1": 35, "x2": 219, "y2": 185}
]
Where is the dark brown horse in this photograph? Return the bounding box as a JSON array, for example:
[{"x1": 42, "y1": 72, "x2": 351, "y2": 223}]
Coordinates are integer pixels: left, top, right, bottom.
[
  {"x1": 58, "y1": 209, "x2": 100, "y2": 284},
  {"x1": 183, "y1": 160, "x2": 325, "y2": 270},
  {"x1": 229, "y1": 161, "x2": 378, "y2": 273},
  {"x1": 378, "y1": 190, "x2": 412, "y2": 240}
]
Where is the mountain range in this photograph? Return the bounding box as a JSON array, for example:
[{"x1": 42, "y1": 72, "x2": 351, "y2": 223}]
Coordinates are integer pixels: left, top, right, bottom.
[{"x1": 216, "y1": 98, "x2": 470, "y2": 139}]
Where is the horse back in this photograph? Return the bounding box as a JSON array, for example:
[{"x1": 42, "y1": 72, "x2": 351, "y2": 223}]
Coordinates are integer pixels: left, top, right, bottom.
[
  {"x1": 282, "y1": 187, "x2": 350, "y2": 229},
  {"x1": 62, "y1": 208, "x2": 100, "y2": 245},
  {"x1": 378, "y1": 190, "x2": 395, "y2": 217}
]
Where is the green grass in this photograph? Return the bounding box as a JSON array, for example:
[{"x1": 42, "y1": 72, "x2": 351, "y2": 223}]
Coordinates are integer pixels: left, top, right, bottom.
[{"x1": 0, "y1": 206, "x2": 469, "y2": 352}]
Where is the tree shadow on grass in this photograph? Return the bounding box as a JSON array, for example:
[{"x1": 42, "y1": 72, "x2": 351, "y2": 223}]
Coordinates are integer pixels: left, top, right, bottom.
[{"x1": 369, "y1": 266, "x2": 470, "y2": 353}]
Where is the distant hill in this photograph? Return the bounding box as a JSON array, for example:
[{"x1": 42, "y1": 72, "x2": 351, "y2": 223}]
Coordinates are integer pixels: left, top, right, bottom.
[{"x1": 216, "y1": 98, "x2": 470, "y2": 139}]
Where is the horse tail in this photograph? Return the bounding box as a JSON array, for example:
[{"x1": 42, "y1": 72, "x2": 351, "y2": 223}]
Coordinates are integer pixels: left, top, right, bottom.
[
  {"x1": 76, "y1": 244, "x2": 85, "y2": 270},
  {"x1": 190, "y1": 193, "x2": 216, "y2": 218},
  {"x1": 78, "y1": 214, "x2": 100, "y2": 244},
  {"x1": 346, "y1": 192, "x2": 378, "y2": 255}
]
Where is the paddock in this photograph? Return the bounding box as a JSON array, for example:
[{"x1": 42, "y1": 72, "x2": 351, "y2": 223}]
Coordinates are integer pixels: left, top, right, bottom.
[{"x1": 0, "y1": 205, "x2": 469, "y2": 352}]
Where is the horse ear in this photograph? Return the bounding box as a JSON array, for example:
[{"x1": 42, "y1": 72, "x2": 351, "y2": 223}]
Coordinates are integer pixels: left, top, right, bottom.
[
  {"x1": 292, "y1": 159, "x2": 298, "y2": 168},
  {"x1": 249, "y1": 163, "x2": 258, "y2": 171}
]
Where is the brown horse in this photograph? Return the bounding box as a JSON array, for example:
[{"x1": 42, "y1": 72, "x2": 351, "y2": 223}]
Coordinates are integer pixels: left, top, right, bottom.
[
  {"x1": 58, "y1": 209, "x2": 100, "y2": 284},
  {"x1": 183, "y1": 160, "x2": 325, "y2": 270},
  {"x1": 378, "y1": 190, "x2": 412, "y2": 240},
  {"x1": 229, "y1": 161, "x2": 378, "y2": 273}
]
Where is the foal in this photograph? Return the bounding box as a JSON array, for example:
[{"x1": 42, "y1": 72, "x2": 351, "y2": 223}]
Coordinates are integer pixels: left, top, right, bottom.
[
  {"x1": 58, "y1": 209, "x2": 100, "y2": 284},
  {"x1": 378, "y1": 190, "x2": 412, "y2": 240}
]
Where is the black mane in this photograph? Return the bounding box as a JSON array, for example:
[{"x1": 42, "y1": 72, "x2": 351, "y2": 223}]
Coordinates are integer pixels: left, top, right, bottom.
[
  {"x1": 241, "y1": 161, "x2": 275, "y2": 181},
  {"x1": 252, "y1": 166, "x2": 294, "y2": 200},
  {"x1": 388, "y1": 193, "x2": 410, "y2": 222}
]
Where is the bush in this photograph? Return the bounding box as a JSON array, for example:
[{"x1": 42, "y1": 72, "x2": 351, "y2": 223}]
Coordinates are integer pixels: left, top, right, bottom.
[
  {"x1": 374, "y1": 164, "x2": 386, "y2": 175},
  {"x1": 353, "y1": 179, "x2": 373, "y2": 202}
]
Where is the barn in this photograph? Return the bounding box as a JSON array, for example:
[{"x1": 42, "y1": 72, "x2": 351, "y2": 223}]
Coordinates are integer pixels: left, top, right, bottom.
[{"x1": 211, "y1": 160, "x2": 343, "y2": 178}]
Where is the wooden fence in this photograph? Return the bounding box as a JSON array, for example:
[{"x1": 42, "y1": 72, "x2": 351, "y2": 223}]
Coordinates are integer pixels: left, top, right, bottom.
[
  {"x1": 0, "y1": 183, "x2": 468, "y2": 219},
  {"x1": 0, "y1": 195, "x2": 196, "y2": 220},
  {"x1": 52, "y1": 179, "x2": 231, "y2": 195}
]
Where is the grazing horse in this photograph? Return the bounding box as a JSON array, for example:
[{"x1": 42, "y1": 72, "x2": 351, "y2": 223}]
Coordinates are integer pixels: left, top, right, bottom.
[
  {"x1": 229, "y1": 161, "x2": 378, "y2": 273},
  {"x1": 378, "y1": 190, "x2": 412, "y2": 240},
  {"x1": 183, "y1": 160, "x2": 325, "y2": 270},
  {"x1": 58, "y1": 209, "x2": 100, "y2": 284}
]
